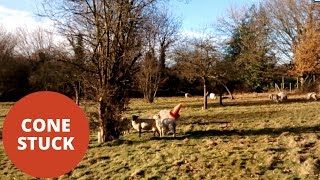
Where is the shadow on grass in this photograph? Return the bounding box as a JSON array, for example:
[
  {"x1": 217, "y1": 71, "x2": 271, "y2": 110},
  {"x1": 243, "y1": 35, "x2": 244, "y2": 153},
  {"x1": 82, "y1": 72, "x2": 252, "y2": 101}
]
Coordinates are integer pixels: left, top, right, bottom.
[
  {"x1": 185, "y1": 124, "x2": 320, "y2": 139},
  {"x1": 90, "y1": 139, "x2": 143, "y2": 147},
  {"x1": 179, "y1": 110, "x2": 281, "y2": 125},
  {"x1": 91, "y1": 124, "x2": 320, "y2": 147},
  {"x1": 178, "y1": 119, "x2": 232, "y2": 126}
]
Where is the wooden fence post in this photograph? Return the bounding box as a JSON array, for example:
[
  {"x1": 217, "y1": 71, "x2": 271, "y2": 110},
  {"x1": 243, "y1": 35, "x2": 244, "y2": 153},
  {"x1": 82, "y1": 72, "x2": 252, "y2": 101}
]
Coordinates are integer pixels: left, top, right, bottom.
[{"x1": 290, "y1": 83, "x2": 292, "y2": 93}]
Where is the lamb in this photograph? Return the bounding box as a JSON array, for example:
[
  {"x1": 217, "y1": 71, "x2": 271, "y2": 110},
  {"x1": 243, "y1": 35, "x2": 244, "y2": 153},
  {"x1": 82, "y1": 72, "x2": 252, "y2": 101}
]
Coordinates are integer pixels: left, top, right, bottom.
[
  {"x1": 131, "y1": 115, "x2": 159, "y2": 137},
  {"x1": 306, "y1": 92, "x2": 317, "y2": 101},
  {"x1": 152, "y1": 104, "x2": 182, "y2": 137},
  {"x1": 277, "y1": 92, "x2": 288, "y2": 102},
  {"x1": 118, "y1": 117, "x2": 132, "y2": 135},
  {"x1": 153, "y1": 111, "x2": 177, "y2": 137},
  {"x1": 185, "y1": 93, "x2": 191, "y2": 98},
  {"x1": 269, "y1": 93, "x2": 279, "y2": 103}
]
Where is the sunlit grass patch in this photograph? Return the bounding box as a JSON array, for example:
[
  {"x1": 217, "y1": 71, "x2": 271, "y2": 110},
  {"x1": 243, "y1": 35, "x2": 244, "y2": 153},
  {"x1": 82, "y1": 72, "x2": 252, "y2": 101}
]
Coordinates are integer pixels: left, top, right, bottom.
[{"x1": 1, "y1": 94, "x2": 320, "y2": 179}]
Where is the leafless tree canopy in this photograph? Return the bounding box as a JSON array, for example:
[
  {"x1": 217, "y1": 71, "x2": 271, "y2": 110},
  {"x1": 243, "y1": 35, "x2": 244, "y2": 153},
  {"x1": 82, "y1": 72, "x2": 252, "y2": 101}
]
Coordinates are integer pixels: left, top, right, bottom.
[
  {"x1": 136, "y1": 7, "x2": 180, "y2": 103},
  {"x1": 39, "y1": 0, "x2": 169, "y2": 142}
]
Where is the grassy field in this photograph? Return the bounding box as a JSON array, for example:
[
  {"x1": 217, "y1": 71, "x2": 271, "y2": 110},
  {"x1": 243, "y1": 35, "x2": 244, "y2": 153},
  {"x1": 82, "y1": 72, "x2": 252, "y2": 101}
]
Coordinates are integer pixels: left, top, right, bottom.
[{"x1": 1, "y1": 94, "x2": 320, "y2": 179}]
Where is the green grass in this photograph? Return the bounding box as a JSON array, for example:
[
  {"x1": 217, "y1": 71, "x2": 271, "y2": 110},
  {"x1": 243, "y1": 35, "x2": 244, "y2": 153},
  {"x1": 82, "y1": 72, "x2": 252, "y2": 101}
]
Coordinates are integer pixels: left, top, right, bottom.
[{"x1": 1, "y1": 94, "x2": 320, "y2": 179}]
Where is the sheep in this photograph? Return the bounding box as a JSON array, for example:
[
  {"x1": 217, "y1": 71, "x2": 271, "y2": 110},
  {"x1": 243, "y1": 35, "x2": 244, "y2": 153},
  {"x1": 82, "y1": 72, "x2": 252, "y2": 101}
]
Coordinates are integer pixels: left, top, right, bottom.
[
  {"x1": 209, "y1": 93, "x2": 216, "y2": 100},
  {"x1": 306, "y1": 92, "x2": 317, "y2": 101},
  {"x1": 153, "y1": 112, "x2": 176, "y2": 137},
  {"x1": 131, "y1": 115, "x2": 159, "y2": 137},
  {"x1": 185, "y1": 93, "x2": 191, "y2": 98},
  {"x1": 118, "y1": 117, "x2": 132, "y2": 135},
  {"x1": 269, "y1": 93, "x2": 279, "y2": 103},
  {"x1": 277, "y1": 92, "x2": 288, "y2": 102}
]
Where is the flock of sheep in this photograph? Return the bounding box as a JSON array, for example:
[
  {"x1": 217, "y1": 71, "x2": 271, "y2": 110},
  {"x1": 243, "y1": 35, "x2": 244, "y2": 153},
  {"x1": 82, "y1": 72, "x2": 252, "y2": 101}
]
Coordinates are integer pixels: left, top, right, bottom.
[
  {"x1": 186, "y1": 91, "x2": 318, "y2": 103},
  {"x1": 122, "y1": 105, "x2": 182, "y2": 138},
  {"x1": 120, "y1": 92, "x2": 318, "y2": 138},
  {"x1": 268, "y1": 92, "x2": 318, "y2": 103},
  {"x1": 130, "y1": 114, "x2": 176, "y2": 138}
]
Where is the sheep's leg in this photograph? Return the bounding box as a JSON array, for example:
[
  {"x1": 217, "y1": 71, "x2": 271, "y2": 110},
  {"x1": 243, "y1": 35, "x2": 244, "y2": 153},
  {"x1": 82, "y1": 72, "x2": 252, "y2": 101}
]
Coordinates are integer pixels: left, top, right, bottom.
[
  {"x1": 138, "y1": 123, "x2": 142, "y2": 137},
  {"x1": 154, "y1": 129, "x2": 160, "y2": 137},
  {"x1": 173, "y1": 125, "x2": 176, "y2": 137},
  {"x1": 159, "y1": 128, "x2": 163, "y2": 137}
]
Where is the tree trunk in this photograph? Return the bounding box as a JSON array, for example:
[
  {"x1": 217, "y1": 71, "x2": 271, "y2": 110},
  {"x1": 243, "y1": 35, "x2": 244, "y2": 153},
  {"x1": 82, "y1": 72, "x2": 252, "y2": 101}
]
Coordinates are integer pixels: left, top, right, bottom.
[
  {"x1": 145, "y1": 93, "x2": 154, "y2": 103},
  {"x1": 97, "y1": 96, "x2": 107, "y2": 143},
  {"x1": 72, "y1": 82, "x2": 80, "y2": 106},
  {"x1": 300, "y1": 76, "x2": 305, "y2": 91},
  {"x1": 75, "y1": 91, "x2": 79, "y2": 105},
  {"x1": 97, "y1": 95, "x2": 121, "y2": 143},
  {"x1": 219, "y1": 92, "x2": 223, "y2": 106},
  {"x1": 222, "y1": 84, "x2": 234, "y2": 100},
  {"x1": 159, "y1": 46, "x2": 166, "y2": 76},
  {"x1": 203, "y1": 83, "x2": 208, "y2": 110}
]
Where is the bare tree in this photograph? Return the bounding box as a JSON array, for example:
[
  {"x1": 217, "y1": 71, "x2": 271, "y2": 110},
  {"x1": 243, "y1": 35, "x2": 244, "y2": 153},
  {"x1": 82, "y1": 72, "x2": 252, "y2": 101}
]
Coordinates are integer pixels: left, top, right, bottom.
[
  {"x1": 15, "y1": 27, "x2": 54, "y2": 60},
  {"x1": 263, "y1": 0, "x2": 320, "y2": 88},
  {"x1": 0, "y1": 26, "x2": 31, "y2": 101},
  {"x1": 137, "y1": 7, "x2": 180, "y2": 103},
  {"x1": 174, "y1": 37, "x2": 220, "y2": 109},
  {"x1": 41, "y1": 0, "x2": 161, "y2": 142},
  {"x1": 263, "y1": 0, "x2": 316, "y2": 62},
  {"x1": 0, "y1": 25, "x2": 17, "y2": 59},
  {"x1": 65, "y1": 32, "x2": 87, "y2": 105},
  {"x1": 155, "y1": 8, "x2": 180, "y2": 75},
  {"x1": 137, "y1": 50, "x2": 161, "y2": 103}
]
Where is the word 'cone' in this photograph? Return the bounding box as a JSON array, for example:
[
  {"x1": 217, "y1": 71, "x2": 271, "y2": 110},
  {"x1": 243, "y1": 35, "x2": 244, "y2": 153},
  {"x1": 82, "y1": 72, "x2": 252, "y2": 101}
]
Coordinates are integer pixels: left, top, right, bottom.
[{"x1": 169, "y1": 103, "x2": 183, "y2": 119}]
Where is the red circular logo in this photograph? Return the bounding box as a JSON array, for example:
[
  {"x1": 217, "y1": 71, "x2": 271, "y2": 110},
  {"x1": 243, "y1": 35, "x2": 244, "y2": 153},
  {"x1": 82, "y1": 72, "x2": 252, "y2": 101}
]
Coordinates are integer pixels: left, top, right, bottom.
[{"x1": 2, "y1": 91, "x2": 89, "y2": 178}]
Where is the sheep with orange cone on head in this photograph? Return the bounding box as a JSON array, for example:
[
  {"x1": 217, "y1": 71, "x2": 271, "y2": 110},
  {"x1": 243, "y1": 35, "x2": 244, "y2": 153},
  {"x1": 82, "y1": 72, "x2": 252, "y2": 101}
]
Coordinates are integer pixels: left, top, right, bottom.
[{"x1": 153, "y1": 103, "x2": 183, "y2": 137}]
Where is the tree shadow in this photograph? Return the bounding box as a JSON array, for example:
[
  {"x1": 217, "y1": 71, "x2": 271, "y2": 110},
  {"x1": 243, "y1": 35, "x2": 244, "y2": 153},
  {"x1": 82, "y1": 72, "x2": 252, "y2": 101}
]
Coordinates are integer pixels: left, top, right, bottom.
[
  {"x1": 179, "y1": 110, "x2": 281, "y2": 125},
  {"x1": 178, "y1": 119, "x2": 232, "y2": 126},
  {"x1": 150, "y1": 136, "x2": 187, "y2": 141},
  {"x1": 91, "y1": 124, "x2": 320, "y2": 147},
  {"x1": 185, "y1": 124, "x2": 320, "y2": 139},
  {"x1": 187, "y1": 121, "x2": 231, "y2": 126},
  {"x1": 90, "y1": 139, "x2": 144, "y2": 147}
]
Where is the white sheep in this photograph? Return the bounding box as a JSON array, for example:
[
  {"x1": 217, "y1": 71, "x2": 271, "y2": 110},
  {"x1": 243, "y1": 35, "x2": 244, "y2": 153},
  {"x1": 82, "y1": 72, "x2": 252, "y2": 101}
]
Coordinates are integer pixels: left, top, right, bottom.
[
  {"x1": 269, "y1": 93, "x2": 279, "y2": 103},
  {"x1": 185, "y1": 93, "x2": 191, "y2": 98},
  {"x1": 277, "y1": 92, "x2": 288, "y2": 102},
  {"x1": 153, "y1": 111, "x2": 176, "y2": 137},
  {"x1": 306, "y1": 92, "x2": 317, "y2": 101},
  {"x1": 209, "y1": 93, "x2": 216, "y2": 100},
  {"x1": 131, "y1": 115, "x2": 159, "y2": 137}
]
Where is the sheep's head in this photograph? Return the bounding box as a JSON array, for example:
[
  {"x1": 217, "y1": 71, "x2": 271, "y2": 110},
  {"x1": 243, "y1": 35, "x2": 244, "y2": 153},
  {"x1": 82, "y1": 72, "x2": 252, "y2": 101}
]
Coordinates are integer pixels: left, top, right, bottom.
[
  {"x1": 153, "y1": 114, "x2": 160, "y2": 121},
  {"x1": 132, "y1": 115, "x2": 139, "y2": 121}
]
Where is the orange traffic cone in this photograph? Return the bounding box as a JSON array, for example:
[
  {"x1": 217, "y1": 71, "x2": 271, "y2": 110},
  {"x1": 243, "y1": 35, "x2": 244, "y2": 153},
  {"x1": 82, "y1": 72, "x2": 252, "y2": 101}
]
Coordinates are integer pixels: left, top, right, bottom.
[{"x1": 169, "y1": 103, "x2": 183, "y2": 119}]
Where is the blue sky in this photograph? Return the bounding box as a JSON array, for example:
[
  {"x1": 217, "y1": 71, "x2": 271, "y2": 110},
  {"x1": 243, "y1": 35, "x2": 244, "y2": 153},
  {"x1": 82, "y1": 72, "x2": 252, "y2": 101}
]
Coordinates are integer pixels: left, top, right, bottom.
[
  {"x1": 169, "y1": 0, "x2": 259, "y2": 33},
  {"x1": 0, "y1": 0, "x2": 259, "y2": 34}
]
